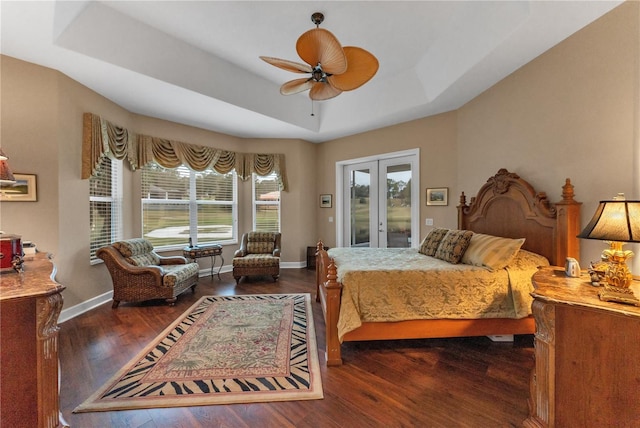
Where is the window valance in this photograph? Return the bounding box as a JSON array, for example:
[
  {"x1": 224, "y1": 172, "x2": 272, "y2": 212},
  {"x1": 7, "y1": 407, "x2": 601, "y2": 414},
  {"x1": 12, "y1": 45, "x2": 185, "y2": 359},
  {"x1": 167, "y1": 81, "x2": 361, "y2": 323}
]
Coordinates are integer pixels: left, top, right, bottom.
[{"x1": 81, "y1": 113, "x2": 288, "y2": 191}]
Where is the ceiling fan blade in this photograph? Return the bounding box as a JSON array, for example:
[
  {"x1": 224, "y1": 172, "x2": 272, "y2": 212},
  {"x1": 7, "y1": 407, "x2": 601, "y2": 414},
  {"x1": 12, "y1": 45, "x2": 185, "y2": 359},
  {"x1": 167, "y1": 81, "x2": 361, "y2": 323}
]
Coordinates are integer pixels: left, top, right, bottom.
[
  {"x1": 309, "y1": 82, "x2": 342, "y2": 101},
  {"x1": 260, "y1": 56, "x2": 312, "y2": 73},
  {"x1": 280, "y1": 78, "x2": 314, "y2": 95},
  {"x1": 296, "y1": 28, "x2": 347, "y2": 75},
  {"x1": 327, "y1": 47, "x2": 379, "y2": 92}
]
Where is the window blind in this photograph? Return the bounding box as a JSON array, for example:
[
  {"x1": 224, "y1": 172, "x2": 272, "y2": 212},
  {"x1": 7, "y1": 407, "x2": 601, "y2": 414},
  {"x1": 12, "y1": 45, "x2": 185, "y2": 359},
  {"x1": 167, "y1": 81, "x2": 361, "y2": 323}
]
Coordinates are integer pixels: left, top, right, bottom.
[
  {"x1": 89, "y1": 156, "x2": 122, "y2": 262},
  {"x1": 253, "y1": 173, "x2": 281, "y2": 232},
  {"x1": 195, "y1": 169, "x2": 236, "y2": 244},
  {"x1": 142, "y1": 164, "x2": 237, "y2": 248}
]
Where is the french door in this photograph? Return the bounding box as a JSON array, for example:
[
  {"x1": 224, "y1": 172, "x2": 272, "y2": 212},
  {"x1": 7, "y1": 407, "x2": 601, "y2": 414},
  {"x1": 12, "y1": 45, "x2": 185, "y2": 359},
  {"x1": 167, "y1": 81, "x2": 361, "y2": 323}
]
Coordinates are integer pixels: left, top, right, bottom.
[{"x1": 339, "y1": 151, "x2": 419, "y2": 248}]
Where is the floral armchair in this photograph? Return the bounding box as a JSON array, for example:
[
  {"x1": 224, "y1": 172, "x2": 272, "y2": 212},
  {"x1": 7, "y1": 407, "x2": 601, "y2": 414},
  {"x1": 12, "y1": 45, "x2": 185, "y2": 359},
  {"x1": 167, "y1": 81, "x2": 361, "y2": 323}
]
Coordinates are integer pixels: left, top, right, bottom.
[
  {"x1": 97, "y1": 238, "x2": 200, "y2": 308},
  {"x1": 232, "y1": 231, "x2": 281, "y2": 284}
]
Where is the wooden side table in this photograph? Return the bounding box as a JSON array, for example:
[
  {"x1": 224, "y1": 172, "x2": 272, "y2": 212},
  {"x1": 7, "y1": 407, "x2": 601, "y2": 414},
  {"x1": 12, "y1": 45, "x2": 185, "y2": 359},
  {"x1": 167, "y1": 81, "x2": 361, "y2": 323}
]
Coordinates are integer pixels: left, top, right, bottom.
[
  {"x1": 307, "y1": 245, "x2": 329, "y2": 270},
  {"x1": 183, "y1": 245, "x2": 224, "y2": 279},
  {"x1": 524, "y1": 267, "x2": 640, "y2": 427}
]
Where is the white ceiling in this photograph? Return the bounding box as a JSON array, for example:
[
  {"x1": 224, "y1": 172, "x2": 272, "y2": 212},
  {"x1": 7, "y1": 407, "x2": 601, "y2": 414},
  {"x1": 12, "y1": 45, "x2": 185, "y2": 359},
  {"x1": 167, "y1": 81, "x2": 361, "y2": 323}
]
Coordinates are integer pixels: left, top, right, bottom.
[{"x1": 1, "y1": 1, "x2": 622, "y2": 143}]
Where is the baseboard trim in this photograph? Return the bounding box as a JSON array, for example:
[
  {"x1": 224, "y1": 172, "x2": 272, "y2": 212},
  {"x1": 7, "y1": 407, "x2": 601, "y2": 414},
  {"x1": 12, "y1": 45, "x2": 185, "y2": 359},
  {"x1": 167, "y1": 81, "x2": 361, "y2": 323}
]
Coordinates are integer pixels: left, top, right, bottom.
[
  {"x1": 282, "y1": 261, "x2": 306, "y2": 269},
  {"x1": 60, "y1": 263, "x2": 309, "y2": 323},
  {"x1": 59, "y1": 290, "x2": 113, "y2": 324}
]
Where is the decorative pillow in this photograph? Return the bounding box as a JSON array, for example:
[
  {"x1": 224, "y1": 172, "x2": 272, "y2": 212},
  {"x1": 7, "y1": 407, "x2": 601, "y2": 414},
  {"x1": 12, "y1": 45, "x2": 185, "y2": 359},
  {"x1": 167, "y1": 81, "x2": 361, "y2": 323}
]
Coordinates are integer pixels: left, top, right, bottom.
[
  {"x1": 461, "y1": 233, "x2": 526, "y2": 270},
  {"x1": 112, "y1": 239, "x2": 160, "y2": 266},
  {"x1": 418, "y1": 228, "x2": 450, "y2": 257},
  {"x1": 434, "y1": 230, "x2": 474, "y2": 264},
  {"x1": 127, "y1": 252, "x2": 161, "y2": 267}
]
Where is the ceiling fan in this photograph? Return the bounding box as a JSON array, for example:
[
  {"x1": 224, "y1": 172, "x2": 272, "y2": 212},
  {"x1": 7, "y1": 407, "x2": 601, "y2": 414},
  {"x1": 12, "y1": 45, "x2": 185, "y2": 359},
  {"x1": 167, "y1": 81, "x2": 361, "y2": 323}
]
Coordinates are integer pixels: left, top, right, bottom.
[{"x1": 260, "y1": 12, "x2": 379, "y2": 101}]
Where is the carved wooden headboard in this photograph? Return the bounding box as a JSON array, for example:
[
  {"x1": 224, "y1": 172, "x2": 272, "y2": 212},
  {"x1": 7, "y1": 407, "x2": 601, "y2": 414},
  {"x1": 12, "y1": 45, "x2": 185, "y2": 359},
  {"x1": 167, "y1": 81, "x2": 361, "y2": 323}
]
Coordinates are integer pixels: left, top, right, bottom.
[{"x1": 457, "y1": 169, "x2": 581, "y2": 266}]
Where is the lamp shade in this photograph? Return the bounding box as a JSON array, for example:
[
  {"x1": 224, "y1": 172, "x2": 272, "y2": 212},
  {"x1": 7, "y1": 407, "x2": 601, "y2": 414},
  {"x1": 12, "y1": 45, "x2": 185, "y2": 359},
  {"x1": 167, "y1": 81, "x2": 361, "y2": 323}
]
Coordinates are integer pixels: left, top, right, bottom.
[
  {"x1": 0, "y1": 149, "x2": 15, "y2": 184},
  {"x1": 577, "y1": 200, "x2": 640, "y2": 243}
]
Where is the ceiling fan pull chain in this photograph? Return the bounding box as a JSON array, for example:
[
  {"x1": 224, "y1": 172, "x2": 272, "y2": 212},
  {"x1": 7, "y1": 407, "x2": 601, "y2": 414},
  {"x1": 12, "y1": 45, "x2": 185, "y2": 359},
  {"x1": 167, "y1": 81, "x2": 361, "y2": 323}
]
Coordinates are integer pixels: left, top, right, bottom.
[{"x1": 311, "y1": 100, "x2": 315, "y2": 116}]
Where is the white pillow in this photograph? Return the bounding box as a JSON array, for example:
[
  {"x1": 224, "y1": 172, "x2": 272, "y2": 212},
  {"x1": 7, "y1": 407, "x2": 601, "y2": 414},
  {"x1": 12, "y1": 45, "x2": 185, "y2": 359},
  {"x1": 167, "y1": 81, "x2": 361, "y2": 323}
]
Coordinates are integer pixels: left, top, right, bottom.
[{"x1": 461, "y1": 233, "x2": 525, "y2": 270}]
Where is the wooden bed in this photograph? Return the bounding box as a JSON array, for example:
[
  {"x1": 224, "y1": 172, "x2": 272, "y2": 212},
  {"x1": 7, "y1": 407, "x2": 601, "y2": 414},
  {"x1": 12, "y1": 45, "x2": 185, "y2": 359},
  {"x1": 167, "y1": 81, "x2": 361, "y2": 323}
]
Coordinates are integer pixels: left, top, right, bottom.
[{"x1": 315, "y1": 168, "x2": 582, "y2": 366}]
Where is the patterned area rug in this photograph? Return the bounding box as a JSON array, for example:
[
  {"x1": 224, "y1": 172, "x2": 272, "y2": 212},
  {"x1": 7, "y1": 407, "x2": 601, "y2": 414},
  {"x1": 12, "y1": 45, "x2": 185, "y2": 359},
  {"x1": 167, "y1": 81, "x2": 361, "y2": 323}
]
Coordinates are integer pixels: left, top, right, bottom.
[{"x1": 74, "y1": 294, "x2": 323, "y2": 412}]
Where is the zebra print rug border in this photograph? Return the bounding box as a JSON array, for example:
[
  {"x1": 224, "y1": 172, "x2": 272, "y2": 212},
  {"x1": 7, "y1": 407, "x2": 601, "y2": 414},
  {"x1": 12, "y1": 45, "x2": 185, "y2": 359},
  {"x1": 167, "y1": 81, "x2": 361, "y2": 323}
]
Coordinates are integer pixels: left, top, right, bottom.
[{"x1": 74, "y1": 293, "x2": 323, "y2": 412}]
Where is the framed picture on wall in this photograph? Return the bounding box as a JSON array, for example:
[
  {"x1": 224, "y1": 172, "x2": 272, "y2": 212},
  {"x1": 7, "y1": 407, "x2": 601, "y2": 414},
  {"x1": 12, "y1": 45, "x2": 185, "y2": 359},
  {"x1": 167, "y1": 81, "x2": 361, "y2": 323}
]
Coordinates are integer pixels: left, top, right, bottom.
[
  {"x1": 426, "y1": 187, "x2": 448, "y2": 206},
  {"x1": 320, "y1": 194, "x2": 332, "y2": 208},
  {"x1": 0, "y1": 173, "x2": 37, "y2": 202}
]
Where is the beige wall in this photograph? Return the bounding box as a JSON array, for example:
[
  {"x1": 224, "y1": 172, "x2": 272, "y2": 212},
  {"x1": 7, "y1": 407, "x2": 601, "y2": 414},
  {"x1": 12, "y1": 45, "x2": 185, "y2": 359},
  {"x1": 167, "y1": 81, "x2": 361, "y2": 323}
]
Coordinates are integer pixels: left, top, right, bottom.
[
  {"x1": 1, "y1": 56, "x2": 318, "y2": 309},
  {"x1": 1, "y1": 56, "x2": 135, "y2": 307},
  {"x1": 240, "y1": 138, "x2": 318, "y2": 263},
  {"x1": 1, "y1": 1, "x2": 638, "y2": 313},
  {"x1": 456, "y1": 1, "x2": 640, "y2": 268},
  {"x1": 2, "y1": 55, "x2": 60, "y2": 257},
  {"x1": 315, "y1": 111, "x2": 458, "y2": 247},
  {"x1": 316, "y1": 1, "x2": 640, "y2": 268}
]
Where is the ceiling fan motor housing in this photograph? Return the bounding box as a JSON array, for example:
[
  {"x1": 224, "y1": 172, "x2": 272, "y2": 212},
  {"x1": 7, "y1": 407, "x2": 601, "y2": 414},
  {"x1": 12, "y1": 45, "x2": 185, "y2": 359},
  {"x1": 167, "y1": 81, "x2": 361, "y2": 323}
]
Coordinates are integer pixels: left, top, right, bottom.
[
  {"x1": 311, "y1": 12, "x2": 324, "y2": 26},
  {"x1": 312, "y1": 65, "x2": 328, "y2": 82}
]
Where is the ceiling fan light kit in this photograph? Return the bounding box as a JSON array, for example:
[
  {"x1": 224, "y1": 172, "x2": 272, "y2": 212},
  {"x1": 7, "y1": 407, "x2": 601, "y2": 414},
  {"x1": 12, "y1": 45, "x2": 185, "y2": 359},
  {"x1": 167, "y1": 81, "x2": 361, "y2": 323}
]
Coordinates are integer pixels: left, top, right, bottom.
[{"x1": 260, "y1": 12, "x2": 379, "y2": 101}]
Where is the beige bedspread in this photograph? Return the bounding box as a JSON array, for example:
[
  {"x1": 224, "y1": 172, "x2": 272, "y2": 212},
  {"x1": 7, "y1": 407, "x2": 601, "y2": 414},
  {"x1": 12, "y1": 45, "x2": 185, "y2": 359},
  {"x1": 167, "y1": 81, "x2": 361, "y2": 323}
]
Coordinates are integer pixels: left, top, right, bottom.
[{"x1": 327, "y1": 248, "x2": 549, "y2": 341}]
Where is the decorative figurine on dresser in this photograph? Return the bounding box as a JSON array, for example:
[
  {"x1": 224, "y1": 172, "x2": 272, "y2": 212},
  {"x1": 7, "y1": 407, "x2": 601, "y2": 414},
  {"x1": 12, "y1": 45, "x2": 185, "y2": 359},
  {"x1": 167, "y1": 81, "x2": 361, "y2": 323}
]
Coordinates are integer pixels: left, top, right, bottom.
[{"x1": 0, "y1": 250, "x2": 69, "y2": 428}]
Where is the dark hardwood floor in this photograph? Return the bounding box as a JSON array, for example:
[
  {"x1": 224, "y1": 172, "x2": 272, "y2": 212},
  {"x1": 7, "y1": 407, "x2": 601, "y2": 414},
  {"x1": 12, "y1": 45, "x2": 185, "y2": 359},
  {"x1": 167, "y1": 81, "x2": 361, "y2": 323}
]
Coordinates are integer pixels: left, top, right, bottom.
[{"x1": 59, "y1": 268, "x2": 534, "y2": 427}]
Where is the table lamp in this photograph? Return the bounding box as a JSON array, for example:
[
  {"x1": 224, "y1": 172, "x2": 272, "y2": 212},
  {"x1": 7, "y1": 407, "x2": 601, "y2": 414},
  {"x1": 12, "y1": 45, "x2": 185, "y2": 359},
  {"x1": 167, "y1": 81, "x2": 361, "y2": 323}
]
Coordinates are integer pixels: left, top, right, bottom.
[
  {"x1": 0, "y1": 149, "x2": 16, "y2": 185},
  {"x1": 577, "y1": 194, "x2": 640, "y2": 306}
]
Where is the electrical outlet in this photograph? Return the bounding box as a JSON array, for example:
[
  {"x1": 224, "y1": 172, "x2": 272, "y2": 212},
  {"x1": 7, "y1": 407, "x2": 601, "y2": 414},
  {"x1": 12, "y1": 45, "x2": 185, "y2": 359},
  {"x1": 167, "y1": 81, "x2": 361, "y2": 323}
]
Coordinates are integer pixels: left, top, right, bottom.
[{"x1": 425, "y1": 218, "x2": 434, "y2": 226}]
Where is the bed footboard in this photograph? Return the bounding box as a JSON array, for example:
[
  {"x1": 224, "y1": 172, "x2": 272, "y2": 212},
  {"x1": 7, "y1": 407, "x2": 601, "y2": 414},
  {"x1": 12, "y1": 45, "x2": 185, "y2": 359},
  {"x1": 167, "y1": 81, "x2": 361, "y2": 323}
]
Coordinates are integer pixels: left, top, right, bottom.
[{"x1": 315, "y1": 241, "x2": 344, "y2": 366}]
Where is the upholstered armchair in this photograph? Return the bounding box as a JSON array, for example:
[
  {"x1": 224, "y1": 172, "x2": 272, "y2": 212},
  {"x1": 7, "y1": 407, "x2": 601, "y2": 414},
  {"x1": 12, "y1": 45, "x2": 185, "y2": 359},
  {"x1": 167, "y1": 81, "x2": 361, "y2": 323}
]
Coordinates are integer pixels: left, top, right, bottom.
[
  {"x1": 232, "y1": 231, "x2": 281, "y2": 284},
  {"x1": 97, "y1": 238, "x2": 200, "y2": 308}
]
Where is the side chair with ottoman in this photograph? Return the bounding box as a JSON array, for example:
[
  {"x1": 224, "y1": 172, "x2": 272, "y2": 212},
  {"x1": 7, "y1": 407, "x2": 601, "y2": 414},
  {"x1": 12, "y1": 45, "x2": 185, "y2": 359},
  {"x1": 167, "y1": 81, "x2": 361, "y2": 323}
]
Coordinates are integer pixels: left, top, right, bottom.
[
  {"x1": 232, "y1": 231, "x2": 281, "y2": 284},
  {"x1": 97, "y1": 238, "x2": 200, "y2": 308}
]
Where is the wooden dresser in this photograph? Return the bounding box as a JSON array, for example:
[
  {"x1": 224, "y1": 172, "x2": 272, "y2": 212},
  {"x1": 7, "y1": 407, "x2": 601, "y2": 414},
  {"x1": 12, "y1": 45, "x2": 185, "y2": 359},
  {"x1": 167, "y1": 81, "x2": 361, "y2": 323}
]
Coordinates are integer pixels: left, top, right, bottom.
[
  {"x1": 0, "y1": 253, "x2": 68, "y2": 428},
  {"x1": 524, "y1": 267, "x2": 640, "y2": 428}
]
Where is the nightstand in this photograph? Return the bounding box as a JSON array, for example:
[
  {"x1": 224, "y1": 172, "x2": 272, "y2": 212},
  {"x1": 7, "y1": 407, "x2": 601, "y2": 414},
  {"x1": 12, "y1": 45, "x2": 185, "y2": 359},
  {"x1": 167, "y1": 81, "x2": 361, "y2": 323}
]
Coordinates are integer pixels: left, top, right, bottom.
[
  {"x1": 524, "y1": 267, "x2": 640, "y2": 427},
  {"x1": 307, "y1": 245, "x2": 328, "y2": 270}
]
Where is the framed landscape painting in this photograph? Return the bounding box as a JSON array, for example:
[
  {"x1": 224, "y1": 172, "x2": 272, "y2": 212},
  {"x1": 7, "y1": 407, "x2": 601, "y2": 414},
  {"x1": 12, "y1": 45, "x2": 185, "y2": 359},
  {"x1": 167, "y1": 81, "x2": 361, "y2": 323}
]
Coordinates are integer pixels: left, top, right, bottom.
[
  {"x1": 0, "y1": 173, "x2": 37, "y2": 202},
  {"x1": 426, "y1": 187, "x2": 448, "y2": 206}
]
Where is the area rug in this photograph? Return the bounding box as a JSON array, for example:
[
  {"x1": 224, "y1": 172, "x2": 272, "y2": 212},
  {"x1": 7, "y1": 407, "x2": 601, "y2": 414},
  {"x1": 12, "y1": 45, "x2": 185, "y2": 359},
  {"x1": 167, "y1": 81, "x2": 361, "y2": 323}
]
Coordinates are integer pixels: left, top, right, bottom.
[{"x1": 74, "y1": 293, "x2": 323, "y2": 412}]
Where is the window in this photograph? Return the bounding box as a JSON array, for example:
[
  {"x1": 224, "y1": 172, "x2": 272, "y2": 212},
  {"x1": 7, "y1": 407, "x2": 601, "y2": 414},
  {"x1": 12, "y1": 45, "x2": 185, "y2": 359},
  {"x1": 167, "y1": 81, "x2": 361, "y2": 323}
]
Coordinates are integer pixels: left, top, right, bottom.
[
  {"x1": 141, "y1": 164, "x2": 237, "y2": 249},
  {"x1": 253, "y1": 172, "x2": 280, "y2": 232},
  {"x1": 89, "y1": 156, "x2": 122, "y2": 263}
]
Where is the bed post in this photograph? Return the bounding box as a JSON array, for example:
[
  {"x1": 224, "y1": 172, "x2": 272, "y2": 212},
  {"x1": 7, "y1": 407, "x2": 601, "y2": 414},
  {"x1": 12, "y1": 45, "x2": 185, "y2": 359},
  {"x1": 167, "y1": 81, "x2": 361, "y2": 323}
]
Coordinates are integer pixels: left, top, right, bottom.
[
  {"x1": 315, "y1": 241, "x2": 325, "y2": 302},
  {"x1": 324, "y1": 260, "x2": 343, "y2": 366},
  {"x1": 457, "y1": 191, "x2": 468, "y2": 229},
  {"x1": 314, "y1": 241, "x2": 344, "y2": 365},
  {"x1": 554, "y1": 178, "x2": 582, "y2": 264}
]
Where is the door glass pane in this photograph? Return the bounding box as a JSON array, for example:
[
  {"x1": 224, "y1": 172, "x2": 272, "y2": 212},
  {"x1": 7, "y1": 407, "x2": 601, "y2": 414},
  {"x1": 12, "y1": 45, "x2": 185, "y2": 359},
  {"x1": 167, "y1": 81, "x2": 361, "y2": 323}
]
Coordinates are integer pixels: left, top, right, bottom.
[
  {"x1": 350, "y1": 168, "x2": 371, "y2": 247},
  {"x1": 385, "y1": 163, "x2": 412, "y2": 248}
]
